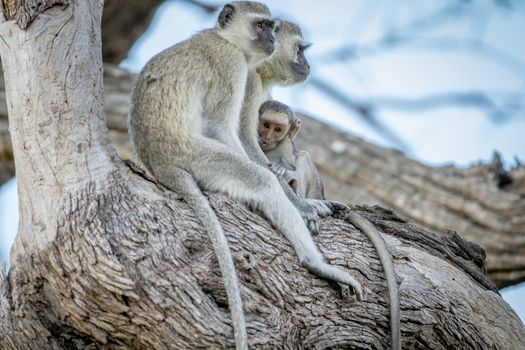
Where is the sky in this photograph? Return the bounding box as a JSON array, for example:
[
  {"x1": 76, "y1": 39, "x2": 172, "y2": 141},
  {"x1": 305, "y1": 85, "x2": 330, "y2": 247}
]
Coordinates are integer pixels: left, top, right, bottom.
[{"x1": 1, "y1": 0, "x2": 524, "y2": 323}]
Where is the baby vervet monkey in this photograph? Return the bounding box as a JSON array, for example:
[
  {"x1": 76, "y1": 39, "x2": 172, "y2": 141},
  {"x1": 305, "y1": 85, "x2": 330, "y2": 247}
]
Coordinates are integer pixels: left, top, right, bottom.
[
  {"x1": 258, "y1": 100, "x2": 402, "y2": 350},
  {"x1": 258, "y1": 100, "x2": 324, "y2": 200}
]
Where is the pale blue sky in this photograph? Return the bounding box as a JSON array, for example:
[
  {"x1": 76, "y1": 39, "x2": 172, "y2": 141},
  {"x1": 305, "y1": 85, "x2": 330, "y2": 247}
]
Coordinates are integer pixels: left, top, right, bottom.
[{"x1": 1, "y1": 0, "x2": 524, "y2": 323}]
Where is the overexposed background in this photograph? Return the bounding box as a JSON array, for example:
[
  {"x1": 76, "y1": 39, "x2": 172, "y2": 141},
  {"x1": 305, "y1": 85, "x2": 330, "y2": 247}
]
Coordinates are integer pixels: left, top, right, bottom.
[{"x1": 1, "y1": 0, "x2": 524, "y2": 321}]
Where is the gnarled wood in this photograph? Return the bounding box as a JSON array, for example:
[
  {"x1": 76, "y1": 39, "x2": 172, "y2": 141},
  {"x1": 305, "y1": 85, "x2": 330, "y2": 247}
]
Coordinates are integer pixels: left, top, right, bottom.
[
  {"x1": 0, "y1": 0, "x2": 524, "y2": 348},
  {"x1": 1, "y1": 159, "x2": 522, "y2": 349},
  {"x1": 295, "y1": 115, "x2": 525, "y2": 288},
  {"x1": 3, "y1": 64, "x2": 524, "y2": 288}
]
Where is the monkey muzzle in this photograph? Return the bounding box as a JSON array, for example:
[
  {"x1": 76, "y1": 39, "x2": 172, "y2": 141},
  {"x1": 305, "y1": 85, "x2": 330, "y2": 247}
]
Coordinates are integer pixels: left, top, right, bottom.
[{"x1": 257, "y1": 32, "x2": 276, "y2": 56}]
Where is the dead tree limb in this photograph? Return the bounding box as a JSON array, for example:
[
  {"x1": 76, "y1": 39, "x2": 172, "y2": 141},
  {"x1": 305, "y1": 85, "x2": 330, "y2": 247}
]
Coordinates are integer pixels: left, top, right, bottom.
[{"x1": 2, "y1": 63, "x2": 524, "y2": 289}]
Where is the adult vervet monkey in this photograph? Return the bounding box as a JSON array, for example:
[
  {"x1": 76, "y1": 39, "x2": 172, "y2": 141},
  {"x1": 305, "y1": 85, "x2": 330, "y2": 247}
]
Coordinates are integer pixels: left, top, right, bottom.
[
  {"x1": 241, "y1": 26, "x2": 402, "y2": 348},
  {"x1": 130, "y1": 3, "x2": 276, "y2": 349},
  {"x1": 129, "y1": 2, "x2": 363, "y2": 349},
  {"x1": 257, "y1": 101, "x2": 324, "y2": 199},
  {"x1": 238, "y1": 21, "x2": 335, "y2": 234}
]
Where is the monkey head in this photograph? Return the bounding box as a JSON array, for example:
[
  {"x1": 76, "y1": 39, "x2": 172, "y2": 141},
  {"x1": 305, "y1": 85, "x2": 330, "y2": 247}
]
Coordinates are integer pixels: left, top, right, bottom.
[
  {"x1": 217, "y1": 2, "x2": 278, "y2": 65},
  {"x1": 258, "y1": 100, "x2": 300, "y2": 150},
  {"x1": 256, "y1": 20, "x2": 311, "y2": 86}
]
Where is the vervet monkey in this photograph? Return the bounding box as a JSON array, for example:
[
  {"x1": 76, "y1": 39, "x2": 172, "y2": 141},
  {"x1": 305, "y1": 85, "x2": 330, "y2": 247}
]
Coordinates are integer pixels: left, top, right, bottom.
[
  {"x1": 238, "y1": 21, "x2": 335, "y2": 235},
  {"x1": 257, "y1": 101, "x2": 402, "y2": 350},
  {"x1": 258, "y1": 101, "x2": 324, "y2": 199},
  {"x1": 129, "y1": 2, "x2": 363, "y2": 349},
  {"x1": 239, "y1": 21, "x2": 310, "y2": 166}
]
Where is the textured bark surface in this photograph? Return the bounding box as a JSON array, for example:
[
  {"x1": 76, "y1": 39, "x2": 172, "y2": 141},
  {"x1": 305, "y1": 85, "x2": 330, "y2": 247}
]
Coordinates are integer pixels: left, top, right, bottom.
[
  {"x1": 2, "y1": 166, "x2": 524, "y2": 349},
  {"x1": 295, "y1": 116, "x2": 525, "y2": 289},
  {"x1": 0, "y1": 1, "x2": 524, "y2": 348},
  {"x1": 2, "y1": 64, "x2": 523, "y2": 288}
]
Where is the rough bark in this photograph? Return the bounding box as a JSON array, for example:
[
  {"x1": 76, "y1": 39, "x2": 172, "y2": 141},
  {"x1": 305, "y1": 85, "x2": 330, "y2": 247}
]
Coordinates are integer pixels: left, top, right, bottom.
[
  {"x1": 294, "y1": 115, "x2": 525, "y2": 289},
  {"x1": 0, "y1": 1, "x2": 524, "y2": 349},
  {"x1": 3, "y1": 64, "x2": 524, "y2": 288}
]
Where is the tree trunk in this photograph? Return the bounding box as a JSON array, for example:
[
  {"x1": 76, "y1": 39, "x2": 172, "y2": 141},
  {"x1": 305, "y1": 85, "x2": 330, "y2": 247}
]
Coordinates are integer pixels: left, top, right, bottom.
[{"x1": 0, "y1": 1, "x2": 524, "y2": 349}]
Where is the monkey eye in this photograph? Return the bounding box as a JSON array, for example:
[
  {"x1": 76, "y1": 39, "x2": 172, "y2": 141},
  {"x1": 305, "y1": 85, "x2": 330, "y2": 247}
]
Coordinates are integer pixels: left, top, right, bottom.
[
  {"x1": 263, "y1": 122, "x2": 270, "y2": 128},
  {"x1": 256, "y1": 22, "x2": 264, "y2": 30},
  {"x1": 298, "y1": 43, "x2": 311, "y2": 53},
  {"x1": 275, "y1": 127, "x2": 281, "y2": 133}
]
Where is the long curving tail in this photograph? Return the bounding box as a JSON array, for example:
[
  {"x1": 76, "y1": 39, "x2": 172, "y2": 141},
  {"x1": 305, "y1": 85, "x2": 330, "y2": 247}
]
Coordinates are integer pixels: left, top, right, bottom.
[
  {"x1": 344, "y1": 210, "x2": 401, "y2": 350},
  {"x1": 163, "y1": 168, "x2": 247, "y2": 350}
]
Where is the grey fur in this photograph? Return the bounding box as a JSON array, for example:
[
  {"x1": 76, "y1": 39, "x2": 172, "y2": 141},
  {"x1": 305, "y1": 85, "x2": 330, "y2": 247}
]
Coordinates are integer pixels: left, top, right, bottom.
[
  {"x1": 258, "y1": 103, "x2": 324, "y2": 199},
  {"x1": 239, "y1": 20, "x2": 331, "y2": 235},
  {"x1": 259, "y1": 100, "x2": 294, "y2": 120},
  {"x1": 265, "y1": 139, "x2": 325, "y2": 200},
  {"x1": 230, "y1": 1, "x2": 270, "y2": 15},
  {"x1": 129, "y1": 2, "x2": 278, "y2": 349},
  {"x1": 344, "y1": 211, "x2": 401, "y2": 350}
]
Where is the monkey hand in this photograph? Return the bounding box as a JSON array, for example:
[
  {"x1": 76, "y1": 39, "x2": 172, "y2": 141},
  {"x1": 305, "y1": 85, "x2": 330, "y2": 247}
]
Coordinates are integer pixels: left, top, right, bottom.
[
  {"x1": 269, "y1": 162, "x2": 289, "y2": 177},
  {"x1": 325, "y1": 200, "x2": 351, "y2": 219},
  {"x1": 296, "y1": 198, "x2": 333, "y2": 235},
  {"x1": 282, "y1": 169, "x2": 298, "y2": 184}
]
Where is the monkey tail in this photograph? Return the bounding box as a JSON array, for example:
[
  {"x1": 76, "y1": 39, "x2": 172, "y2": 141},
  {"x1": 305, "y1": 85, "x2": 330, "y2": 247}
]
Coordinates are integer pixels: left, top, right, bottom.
[
  {"x1": 166, "y1": 168, "x2": 248, "y2": 350},
  {"x1": 344, "y1": 210, "x2": 401, "y2": 350}
]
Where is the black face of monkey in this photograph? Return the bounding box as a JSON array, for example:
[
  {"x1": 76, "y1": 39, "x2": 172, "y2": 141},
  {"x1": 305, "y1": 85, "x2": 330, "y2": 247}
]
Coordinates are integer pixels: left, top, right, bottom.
[
  {"x1": 218, "y1": 3, "x2": 276, "y2": 57},
  {"x1": 253, "y1": 18, "x2": 277, "y2": 55},
  {"x1": 291, "y1": 43, "x2": 311, "y2": 82}
]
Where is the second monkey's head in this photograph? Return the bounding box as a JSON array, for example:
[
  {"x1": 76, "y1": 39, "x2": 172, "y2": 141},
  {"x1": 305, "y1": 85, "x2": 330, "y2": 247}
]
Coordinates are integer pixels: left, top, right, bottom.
[{"x1": 256, "y1": 20, "x2": 311, "y2": 86}]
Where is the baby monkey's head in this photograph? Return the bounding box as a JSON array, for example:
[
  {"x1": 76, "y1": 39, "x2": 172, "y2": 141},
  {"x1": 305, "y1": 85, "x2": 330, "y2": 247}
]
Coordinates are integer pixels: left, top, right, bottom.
[{"x1": 258, "y1": 100, "x2": 301, "y2": 151}]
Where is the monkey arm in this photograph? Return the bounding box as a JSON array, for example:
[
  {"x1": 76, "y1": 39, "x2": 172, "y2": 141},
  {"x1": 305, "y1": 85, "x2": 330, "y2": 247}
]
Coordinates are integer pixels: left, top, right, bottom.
[
  {"x1": 295, "y1": 150, "x2": 325, "y2": 200},
  {"x1": 239, "y1": 71, "x2": 272, "y2": 166}
]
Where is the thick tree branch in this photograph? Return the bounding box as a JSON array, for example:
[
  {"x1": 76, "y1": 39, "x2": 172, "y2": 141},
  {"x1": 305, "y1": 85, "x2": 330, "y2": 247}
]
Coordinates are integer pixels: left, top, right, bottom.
[
  {"x1": 0, "y1": 1, "x2": 523, "y2": 348},
  {"x1": 1, "y1": 64, "x2": 524, "y2": 288},
  {"x1": 295, "y1": 114, "x2": 525, "y2": 288}
]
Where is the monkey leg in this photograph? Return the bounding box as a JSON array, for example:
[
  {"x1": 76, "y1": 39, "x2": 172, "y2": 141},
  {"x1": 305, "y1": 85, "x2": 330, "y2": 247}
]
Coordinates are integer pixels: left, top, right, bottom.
[
  {"x1": 295, "y1": 150, "x2": 324, "y2": 200},
  {"x1": 182, "y1": 138, "x2": 363, "y2": 298}
]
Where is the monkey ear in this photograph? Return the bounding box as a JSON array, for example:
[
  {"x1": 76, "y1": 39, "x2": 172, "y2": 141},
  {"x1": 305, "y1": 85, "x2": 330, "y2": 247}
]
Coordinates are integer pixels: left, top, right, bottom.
[
  {"x1": 289, "y1": 118, "x2": 302, "y2": 140},
  {"x1": 218, "y1": 4, "x2": 235, "y2": 28}
]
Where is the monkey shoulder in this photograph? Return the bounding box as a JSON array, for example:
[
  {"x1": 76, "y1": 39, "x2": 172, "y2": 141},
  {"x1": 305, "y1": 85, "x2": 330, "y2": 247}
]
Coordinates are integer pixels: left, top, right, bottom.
[
  {"x1": 296, "y1": 150, "x2": 313, "y2": 161},
  {"x1": 295, "y1": 150, "x2": 316, "y2": 167},
  {"x1": 137, "y1": 30, "x2": 246, "y2": 83}
]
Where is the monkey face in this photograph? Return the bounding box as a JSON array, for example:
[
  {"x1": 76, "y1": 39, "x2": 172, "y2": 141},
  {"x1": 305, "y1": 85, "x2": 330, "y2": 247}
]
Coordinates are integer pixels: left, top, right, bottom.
[
  {"x1": 258, "y1": 111, "x2": 290, "y2": 150},
  {"x1": 256, "y1": 21, "x2": 311, "y2": 86},
  {"x1": 217, "y1": 2, "x2": 276, "y2": 63},
  {"x1": 252, "y1": 18, "x2": 277, "y2": 56},
  {"x1": 290, "y1": 41, "x2": 311, "y2": 83}
]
